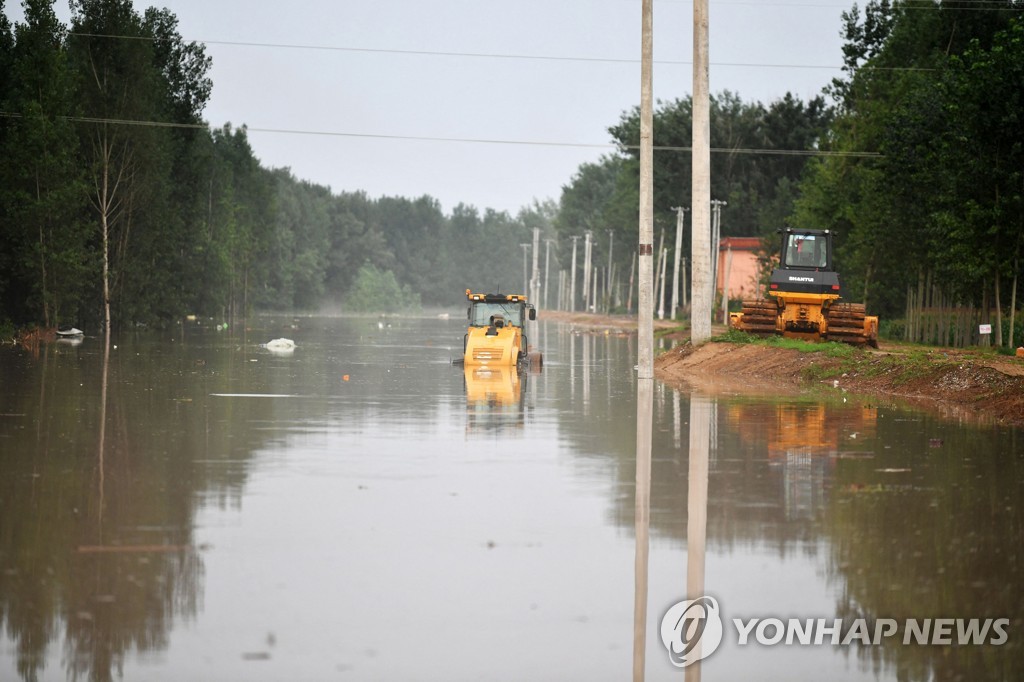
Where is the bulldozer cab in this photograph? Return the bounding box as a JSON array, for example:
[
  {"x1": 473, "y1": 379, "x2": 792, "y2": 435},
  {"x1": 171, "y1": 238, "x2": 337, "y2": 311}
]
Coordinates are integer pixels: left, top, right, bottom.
[{"x1": 782, "y1": 230, "x2": 830, "y2": 270}]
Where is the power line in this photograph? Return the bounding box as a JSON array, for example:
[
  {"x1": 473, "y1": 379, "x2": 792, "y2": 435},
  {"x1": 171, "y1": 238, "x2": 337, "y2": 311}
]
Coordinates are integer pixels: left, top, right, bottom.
[
  {"x1": 68, "y1": 31, "x2": 850, "y2": 71},
  {"x1": 0, "y1": 110, "x2": 882, "y2": 158},
  {"x1": 60, "y1": 32, "x2": 956, "y2": 74}
]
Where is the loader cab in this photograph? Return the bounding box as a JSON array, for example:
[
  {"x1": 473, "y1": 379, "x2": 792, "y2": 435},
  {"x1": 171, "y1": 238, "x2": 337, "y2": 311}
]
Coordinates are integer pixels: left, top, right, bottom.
[
  {"x1": 464, "y1": 291, "x2": 536, "y2": 367},
  {"x1": 781, "y1": 229, "x2": 832, "y2": 271},
  {"x1": 466, "y1": 296, "x2": 534, "y2": 329}
]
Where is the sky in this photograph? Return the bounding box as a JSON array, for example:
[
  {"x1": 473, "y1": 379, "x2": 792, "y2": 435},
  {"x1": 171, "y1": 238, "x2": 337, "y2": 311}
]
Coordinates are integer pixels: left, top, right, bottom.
[{"x1": 7, "y1": 0, "x2": 854, "y2": 215}]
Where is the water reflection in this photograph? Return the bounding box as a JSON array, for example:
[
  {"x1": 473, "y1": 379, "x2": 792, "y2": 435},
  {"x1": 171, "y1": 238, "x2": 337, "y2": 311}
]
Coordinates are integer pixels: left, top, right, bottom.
[
  {"x1": 633, "y1": 378, "x2": 653, "y2": 682},
  {"x1": 1, "y1": 335, "x2": 205, "y2": 682},
  {"x1": 684, "y1": 394, "x2": 712, "y2": 682},
  {"x1": 463, "y1": 365, "x2": 525, "y2": 435},
  {"x1": 0, "y1": 318, "x2": 1020, "y2": 681}
]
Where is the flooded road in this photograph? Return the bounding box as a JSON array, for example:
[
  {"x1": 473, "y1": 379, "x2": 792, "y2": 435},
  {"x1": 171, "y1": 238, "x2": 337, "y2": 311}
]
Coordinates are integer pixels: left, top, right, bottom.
[{"x1": 1, "y1": 316, "x2": 1021, "y2": 681}]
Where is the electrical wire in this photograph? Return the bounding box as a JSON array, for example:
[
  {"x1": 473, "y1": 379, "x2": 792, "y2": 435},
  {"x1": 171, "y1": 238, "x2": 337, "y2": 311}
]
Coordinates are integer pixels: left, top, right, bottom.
[{"x1": 0, "y1": 111, "x2": 882, "y2": 157}]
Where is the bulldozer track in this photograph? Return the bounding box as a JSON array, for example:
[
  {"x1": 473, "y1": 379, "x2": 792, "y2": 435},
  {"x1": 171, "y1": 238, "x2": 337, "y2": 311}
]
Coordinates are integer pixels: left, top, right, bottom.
[
  {"x1": 737, "y1": 299, "x2": 779, "y2": 334},
  {"x1": 825, "y1": 302, "x2": 870, "y2": 345}
]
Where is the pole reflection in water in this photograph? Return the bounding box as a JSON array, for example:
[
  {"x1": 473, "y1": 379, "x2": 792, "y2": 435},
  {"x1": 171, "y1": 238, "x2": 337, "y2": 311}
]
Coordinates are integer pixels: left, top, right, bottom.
[
  {"x1": 686, "y1": 393, "x2": 712, "y2": 682},
  {"x1": 633, "y1": 377, "x2": 654, "y2": 682}
]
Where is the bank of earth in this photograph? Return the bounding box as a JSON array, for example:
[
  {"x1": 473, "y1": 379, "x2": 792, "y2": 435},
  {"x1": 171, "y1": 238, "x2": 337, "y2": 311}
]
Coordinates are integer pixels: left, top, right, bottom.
[{"x1": 543, "y1": 311, "x2": 1024, "y2": 427}]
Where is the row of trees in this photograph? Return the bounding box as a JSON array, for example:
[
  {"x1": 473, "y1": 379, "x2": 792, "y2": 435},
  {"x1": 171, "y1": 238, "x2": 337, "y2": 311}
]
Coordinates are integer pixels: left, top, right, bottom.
[
  {"x1": 2, "y1": 1, "x2": 1020, "y2": 344},
  {"x1": 549, "y1": 92, "x2": 834, "y2": 315},
  {"x1": 0, "y1": 0, "x2": 544, "y2": 333},
  {"x1": 793, "y1": 0, "x2": 1023, "y2": 345},
  {"x1": 552, "y1": 1, "x2": 1022, "y2": 345}
]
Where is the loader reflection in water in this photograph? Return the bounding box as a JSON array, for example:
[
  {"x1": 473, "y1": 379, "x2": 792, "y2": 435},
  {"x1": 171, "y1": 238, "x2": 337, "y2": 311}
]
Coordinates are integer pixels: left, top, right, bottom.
[{"x1": 462, "y1": 365, "x2": 526, "y2": 434}]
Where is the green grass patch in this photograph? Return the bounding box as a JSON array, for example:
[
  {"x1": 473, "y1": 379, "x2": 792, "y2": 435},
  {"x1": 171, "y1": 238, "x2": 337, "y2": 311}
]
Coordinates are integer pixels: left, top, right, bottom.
[{"x1": 713, "y1": 327, "x2": 858, "y2": 358}]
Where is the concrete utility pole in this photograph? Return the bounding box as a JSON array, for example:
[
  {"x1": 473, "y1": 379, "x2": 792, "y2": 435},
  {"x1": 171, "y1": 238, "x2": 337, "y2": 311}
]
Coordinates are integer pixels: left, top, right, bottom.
[
  {"x1": 691, "y1": 0, "x2": 712, "y2": 345},
  {"x1": 670, "y1": 206, "x2": 688, "y2": 319},
  {"x1": 569, "y1": 235, "x2": 580, "y2": 312},
  {"x1": 710, "y1": 199, "x2": 727, "y2": 307},
  {"x1": 544, "y1": 238, "x2": 555, "y2": 309},
  {"x1": 657, "y1": 247, "x2": 668, "y2": 320},
  {"x1": 607, "y1": 230, "x2": 615, "y2": 301},
  {"x1": 530, "y1": 227, "x2": 541, "y2": 307},
  {"x1": 627, "y1": 251, "x2": 637, "y2": 314},
  {"x1": 721, "y1": 243, "x2": 733, "y2": 323},
  {"x1": 637, "y1": 0, "x2": 655, "y2": 377},
  {"x1": 634, "y1": 2, "x2": 655, "y2": 680},
  {"x1": 583, "y1": 230, "x2": 593, "y2": 312},
  {"x1": 519, "y1": 243, "x2": 530, "y2": 295},
  {"x1": 682, "y1": 257, "x2": 688, "y2": 309}
]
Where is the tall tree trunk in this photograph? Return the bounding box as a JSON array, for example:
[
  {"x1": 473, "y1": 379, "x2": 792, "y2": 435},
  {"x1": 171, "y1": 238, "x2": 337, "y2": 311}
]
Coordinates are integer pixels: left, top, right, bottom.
[
  {"x1": 921, "y1": 268, "x2": 929, "y2": 342},
  {"x1": 994, "y1": 269, "x2": 1003, "y2": 347},
  {"x1": 981, "y1": 283, "x2": 989, "y2": 347},
  {"x1": 862, "y1": 261, "x2": 872, "y2": 309},
  {"x1": 1010, "y1": 257, "x2": 1018, "y2": 349},
  {"x1": 35, "y1": 172, "x2": 51, "y2": 328}
]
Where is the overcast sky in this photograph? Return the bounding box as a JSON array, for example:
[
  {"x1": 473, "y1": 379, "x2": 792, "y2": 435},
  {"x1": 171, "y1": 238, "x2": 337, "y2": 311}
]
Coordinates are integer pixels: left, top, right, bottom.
[{"x1": 8, "y1": 0, "x2": 854, "y2": 215}]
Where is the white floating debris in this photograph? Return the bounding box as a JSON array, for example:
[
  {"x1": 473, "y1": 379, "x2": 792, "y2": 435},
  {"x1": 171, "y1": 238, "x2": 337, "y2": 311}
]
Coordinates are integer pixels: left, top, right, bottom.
[{"x1": 263, "y1": 338, "x2": 295, "y2": 352}]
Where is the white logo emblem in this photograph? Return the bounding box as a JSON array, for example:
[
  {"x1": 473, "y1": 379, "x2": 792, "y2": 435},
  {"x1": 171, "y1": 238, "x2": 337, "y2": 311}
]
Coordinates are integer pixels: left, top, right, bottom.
[{"x1": 660, "y1": 596, "x2": 723, "y2": 667}]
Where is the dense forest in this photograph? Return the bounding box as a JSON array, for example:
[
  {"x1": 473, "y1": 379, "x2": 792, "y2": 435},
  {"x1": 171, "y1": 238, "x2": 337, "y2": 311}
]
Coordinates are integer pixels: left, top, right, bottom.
[
  {"x1": 0, "y1": 0, "x2": 547, "y2": 332},
  {"x1": 1, "y1": 0, "x2": 1022, "y2": 347}
]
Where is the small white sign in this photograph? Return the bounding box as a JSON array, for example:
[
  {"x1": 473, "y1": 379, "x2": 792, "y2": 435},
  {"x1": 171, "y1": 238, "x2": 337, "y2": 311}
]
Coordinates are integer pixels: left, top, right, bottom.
[{"x1": 979, "y1": 324, "x2": 992, "y2": 335}]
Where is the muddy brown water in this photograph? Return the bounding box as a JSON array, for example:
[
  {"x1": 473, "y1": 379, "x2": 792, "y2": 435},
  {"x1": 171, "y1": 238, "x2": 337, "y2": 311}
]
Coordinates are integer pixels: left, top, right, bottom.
[{"x1": 1, "y1": 316, "x2": 1020, "y2": 681}]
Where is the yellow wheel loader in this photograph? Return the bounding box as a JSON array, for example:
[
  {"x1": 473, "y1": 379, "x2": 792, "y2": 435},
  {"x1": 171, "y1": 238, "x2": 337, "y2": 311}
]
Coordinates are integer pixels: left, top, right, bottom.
[
  {"x1": 729, "y1": 228, "x2": 879, "y2": 348},
  {"x1": 462, "y1": 290, "x2": 537, "y2": 367}
]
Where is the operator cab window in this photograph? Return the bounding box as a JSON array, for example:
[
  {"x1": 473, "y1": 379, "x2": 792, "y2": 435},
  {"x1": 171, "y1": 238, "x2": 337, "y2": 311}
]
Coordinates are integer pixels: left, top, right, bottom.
[
  {"x1": 470, "y1": 302, "x2": 523, "y2": 327},
  {"x1": 785, "y1": 234, "x2": 827, "y2": 268}
]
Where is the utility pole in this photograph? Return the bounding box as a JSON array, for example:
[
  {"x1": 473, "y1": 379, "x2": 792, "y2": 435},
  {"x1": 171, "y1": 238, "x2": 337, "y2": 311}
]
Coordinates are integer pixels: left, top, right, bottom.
[
  {"x1": 627, "y1": 251, "x2": 637, "y2": 314},
  {"x1": 544, "y1": 238, "x2": 555, "y2": 310},
  {"x1": 710, "y1": 199, "x2": 727, "y2": 310},
  {"x1": 570, "y1": 235, "x2": 580, "y2": 312},
  {"x1": 637, "y1": 0, "x2": 655, "y2": 376},
  {"x1": 519, "y1": 243, "x2": 530, "y2": 295},
  {"x1": 682, "y1": 257, "x2": 688, "y2": 309},
  {"x1": 530, "y1": 227, "x2": 540, "y2": 308},
  {"x1": 635, "y1": 3, "x2": 655, "y2": 680},
  {"x1": 721, "y1": 243, "x2": 734, "y2": 323},
  {"x1": 691, "y1": 0, "x2": 712, "y2": 344},
  {"x1": 583, "y1": 230, "x2": 593, "y2": 312},
  {"x1": 607, "y1": 229, "x2": 615, "y2": 301},
  {"x1": 591, "y1": 265, "x2": 598, "y2": 313},
  {"x1": 670, "y1": 206, "x2": 688, "y2": 320},
  {"x1": 657, "y1": 246, "x2": 668, "y2": 320}
]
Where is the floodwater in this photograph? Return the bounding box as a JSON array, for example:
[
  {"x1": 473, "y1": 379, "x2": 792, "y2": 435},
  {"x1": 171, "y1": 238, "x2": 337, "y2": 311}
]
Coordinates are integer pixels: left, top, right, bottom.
[{"x1": 0, "y1": 316, "x2": 1021, "y2": 682}]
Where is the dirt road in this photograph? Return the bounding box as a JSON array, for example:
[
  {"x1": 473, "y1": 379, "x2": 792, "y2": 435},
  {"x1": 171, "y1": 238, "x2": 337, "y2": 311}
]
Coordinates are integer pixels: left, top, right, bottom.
[{"x1": 542, "y1": 310, "x2": 1024, "y2": 426}]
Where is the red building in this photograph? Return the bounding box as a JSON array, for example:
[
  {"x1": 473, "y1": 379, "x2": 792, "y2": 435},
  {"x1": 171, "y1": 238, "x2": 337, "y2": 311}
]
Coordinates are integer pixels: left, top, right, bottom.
[{"x1": 716, "y1": 236, "x2": 765, "y2": 302}]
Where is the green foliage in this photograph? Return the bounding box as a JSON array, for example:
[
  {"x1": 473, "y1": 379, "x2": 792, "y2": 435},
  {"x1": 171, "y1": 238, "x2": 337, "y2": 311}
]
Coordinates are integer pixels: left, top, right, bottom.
[
  {"x1": 1, "y1": 0, "x2": 1019, "y2": 347},
  {"x1": 344, "y1": 263, "x2": 421, "y2": 313},
  {"x1": 797, "y1": 2, "x2": 1024, "y2": 330}
]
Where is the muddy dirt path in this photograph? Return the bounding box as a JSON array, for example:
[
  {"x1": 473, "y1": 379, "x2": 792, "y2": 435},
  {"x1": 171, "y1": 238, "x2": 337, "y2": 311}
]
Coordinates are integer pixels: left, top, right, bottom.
[{"x1": 542, "y1": 310, "x2": 1024, "y2": 426}]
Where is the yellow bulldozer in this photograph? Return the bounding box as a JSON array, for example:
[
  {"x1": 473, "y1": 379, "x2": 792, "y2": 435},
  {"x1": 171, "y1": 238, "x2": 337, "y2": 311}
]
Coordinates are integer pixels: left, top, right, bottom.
[
  {"x1": 462, "y1": 290, "x2": 538, "y2": 367},
  {"x1": 729, "y1": 228, "x2": 878, "y2": 347}
]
